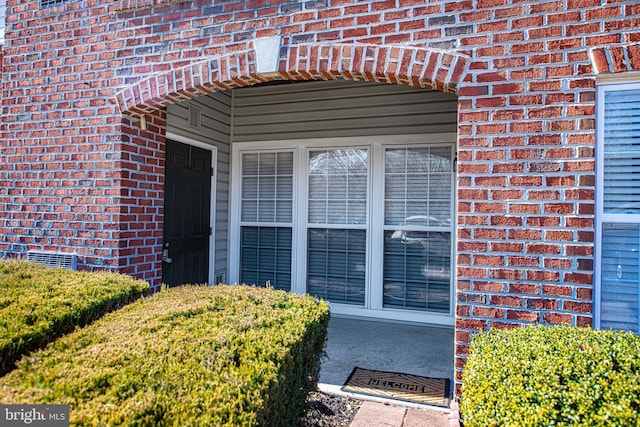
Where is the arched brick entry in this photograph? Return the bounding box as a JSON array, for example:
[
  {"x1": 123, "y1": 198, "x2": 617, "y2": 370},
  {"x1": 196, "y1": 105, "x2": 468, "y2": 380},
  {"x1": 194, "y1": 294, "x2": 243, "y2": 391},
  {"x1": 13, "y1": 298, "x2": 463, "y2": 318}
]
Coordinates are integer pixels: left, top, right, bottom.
[
  {"x1": 114, "y1": 42, "x2": 470, "y2": 115},
  {"x1": 113, "y1": 41, "x2": 471, "y2": 288},
  {"x1": 115, "y1": 40, "x2": 471, "y2": 397}
]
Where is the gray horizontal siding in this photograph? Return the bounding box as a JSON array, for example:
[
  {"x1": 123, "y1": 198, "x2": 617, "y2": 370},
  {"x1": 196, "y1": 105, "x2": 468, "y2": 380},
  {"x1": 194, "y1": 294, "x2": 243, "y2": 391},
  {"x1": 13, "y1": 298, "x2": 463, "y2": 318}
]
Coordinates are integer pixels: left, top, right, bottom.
[
  {"x1": 232, "y1": 80, "x2": 458, "y2": 142},
  {"x1": 166, "y1": 91, "x2": 231, "y2": 282}
]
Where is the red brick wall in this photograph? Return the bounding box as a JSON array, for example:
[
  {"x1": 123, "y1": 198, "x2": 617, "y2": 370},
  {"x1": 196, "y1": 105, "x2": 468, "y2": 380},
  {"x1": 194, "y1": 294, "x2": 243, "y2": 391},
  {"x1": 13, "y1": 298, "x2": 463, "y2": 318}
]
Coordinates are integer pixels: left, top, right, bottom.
[{"x1": 2, "y1": 0, "x2": 640, "y2": 393}]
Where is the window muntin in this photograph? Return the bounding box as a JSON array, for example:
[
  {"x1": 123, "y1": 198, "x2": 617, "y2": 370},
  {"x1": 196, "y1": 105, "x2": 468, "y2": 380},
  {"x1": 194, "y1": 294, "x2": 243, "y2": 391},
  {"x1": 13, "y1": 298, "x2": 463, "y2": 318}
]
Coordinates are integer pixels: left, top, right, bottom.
[
  {"x1": 241, "y1": 152, "x2": 293, "y2": 223},
  {"x1": 597, "y1": 83, "x2": 640, "y2": 333}
]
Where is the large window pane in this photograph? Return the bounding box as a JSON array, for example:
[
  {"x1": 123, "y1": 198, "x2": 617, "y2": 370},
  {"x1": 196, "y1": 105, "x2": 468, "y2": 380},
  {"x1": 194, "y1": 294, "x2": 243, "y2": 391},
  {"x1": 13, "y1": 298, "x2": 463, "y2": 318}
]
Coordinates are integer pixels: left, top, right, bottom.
[
  {"x1": 240, "y1": 227, "x2": 292, "y2": 291},
  {"x1": 385, "y1": 147, "x2": 452, "y2": 227},
  {"x1": 307, "y1": 228, "x2": 366, "y2": 305},
  {"x1": 308, "y1": 149, "x2": 368, "y2": 225},
  {"x1": 241, "y1": 152, "x2": 293, "y2": 223},
  {"x1": 383, "y1": 230, "x2": 450, "y2": 312},
  {"x1": 603, "y1": 89, "x2": 640, "y2": 214},
  {"x1": 601, "y1": 223, "x2": 640, "y2": 332},
  {"x1": 383, "y1": 146, "x2": 453, "y2": 313}
]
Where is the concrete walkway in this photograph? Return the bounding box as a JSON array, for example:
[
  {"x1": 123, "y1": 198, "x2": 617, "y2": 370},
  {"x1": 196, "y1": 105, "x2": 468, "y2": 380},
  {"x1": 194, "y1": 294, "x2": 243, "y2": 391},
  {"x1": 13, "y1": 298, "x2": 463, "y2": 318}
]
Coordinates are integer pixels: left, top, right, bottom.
[
  {"x1": 319, "y1": 316, "x2": 454, "y2": 385},
  {"x1": 317, "y1": 316, "x2": 457, "y2": 427},
  {"x1": 350, "y1": 401, "x2": 452, "y2": 427}
]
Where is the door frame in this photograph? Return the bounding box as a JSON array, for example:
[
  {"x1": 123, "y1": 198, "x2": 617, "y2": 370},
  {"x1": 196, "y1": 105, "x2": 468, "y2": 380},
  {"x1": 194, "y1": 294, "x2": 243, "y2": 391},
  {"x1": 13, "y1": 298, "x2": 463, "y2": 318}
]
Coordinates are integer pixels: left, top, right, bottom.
[
  {"x1": 165, "y1": 131, "x2": 218, "y2": 285},
  {"x1": 229, "y1": 133, "x2": 457, "y2": 326}
]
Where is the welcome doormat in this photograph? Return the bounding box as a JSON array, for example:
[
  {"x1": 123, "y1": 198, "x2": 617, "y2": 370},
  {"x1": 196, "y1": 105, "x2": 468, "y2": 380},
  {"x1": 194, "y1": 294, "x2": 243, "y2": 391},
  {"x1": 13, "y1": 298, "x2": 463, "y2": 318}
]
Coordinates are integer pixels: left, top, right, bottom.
[{"x1": 341, "y1": 367, "x2": 450, "y2": 407}]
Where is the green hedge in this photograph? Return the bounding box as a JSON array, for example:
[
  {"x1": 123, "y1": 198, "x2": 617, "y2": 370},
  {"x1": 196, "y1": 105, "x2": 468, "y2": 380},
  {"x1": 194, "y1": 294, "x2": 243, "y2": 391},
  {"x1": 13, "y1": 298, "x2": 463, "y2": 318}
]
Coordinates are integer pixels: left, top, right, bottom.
[
  {"x1": 0, "y1": 285, "x2": 330, "y2": 426},
  {"x1": 461, "y1": 325, "x2": 640, "y2": 427},
  {"x1": 0, "y1": 260, "x2": 149, "y2": 375}
]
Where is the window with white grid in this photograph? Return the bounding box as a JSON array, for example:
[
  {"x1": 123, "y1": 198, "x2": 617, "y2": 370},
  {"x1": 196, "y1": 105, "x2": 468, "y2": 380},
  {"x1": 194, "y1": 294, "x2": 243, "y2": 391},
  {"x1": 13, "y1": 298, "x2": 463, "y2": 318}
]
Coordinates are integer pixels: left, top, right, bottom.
[
  {"x1": 307, "y1": 149, "x2": 368, "y2": 305},
  {"x1": 597, "y1": 83, "x2": 640, "y2": 333},
  {"x1": 383, "y1": 147, "x2": 453, "y2": 312},
  {"x1": 231, "y1": 135, "x2": 456, "y2": 323},
  {"x1": 241, "y1": 152, "x2": 293, "y2": 223},
  {"x1": 239, "y1": 151, "x2": 293, "y2": 291}
]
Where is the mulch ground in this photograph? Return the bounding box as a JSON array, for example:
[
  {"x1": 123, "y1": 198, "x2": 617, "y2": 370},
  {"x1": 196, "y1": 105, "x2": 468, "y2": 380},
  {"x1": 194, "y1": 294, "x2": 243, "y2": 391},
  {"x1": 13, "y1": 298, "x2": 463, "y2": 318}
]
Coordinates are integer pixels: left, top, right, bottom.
[{"x1": 301, "y1": 391, "x2": 363, "y2": 426}]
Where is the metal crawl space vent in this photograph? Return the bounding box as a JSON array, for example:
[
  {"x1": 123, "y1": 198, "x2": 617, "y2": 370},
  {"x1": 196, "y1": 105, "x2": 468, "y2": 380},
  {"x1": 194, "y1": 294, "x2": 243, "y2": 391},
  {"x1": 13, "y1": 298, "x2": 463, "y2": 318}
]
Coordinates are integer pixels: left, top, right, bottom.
[
  {"x1": 40, "y1": 0, "x2": 71, "y2": 8},
  {"x1": 27, "y1": 252, "x2": 77, "y2": 270}
]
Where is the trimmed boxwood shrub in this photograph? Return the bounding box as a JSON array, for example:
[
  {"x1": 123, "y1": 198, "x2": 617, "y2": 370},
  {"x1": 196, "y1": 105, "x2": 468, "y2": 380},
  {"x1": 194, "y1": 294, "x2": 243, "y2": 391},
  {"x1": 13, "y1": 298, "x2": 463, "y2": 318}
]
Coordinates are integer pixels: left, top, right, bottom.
[
  {"x1": 0, "y1": 260, "x2": 149, "y2": 375},
  {"x1": 0, "y1": 285, "x2": 330, "y2": 426},
  {"x1": 461, "y1": 325, "x2": 640, "y2": 427}
]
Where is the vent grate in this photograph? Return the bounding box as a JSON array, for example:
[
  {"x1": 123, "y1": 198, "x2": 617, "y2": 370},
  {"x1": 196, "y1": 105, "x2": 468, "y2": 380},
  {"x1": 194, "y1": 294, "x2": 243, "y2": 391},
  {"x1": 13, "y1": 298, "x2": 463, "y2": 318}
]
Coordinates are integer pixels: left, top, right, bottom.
[
  {"x1": 40, "y1": 0, "x2": 70, "y2": 8},
  {"x1": 189, "y1": 104, "x2": 201, "y2": 130},
  {"x1": 215, "y1": 270, "x2": 226, "y2": 285},
  {"x1": 27, "y1": 252, "x2": 77, "y2": 270}
]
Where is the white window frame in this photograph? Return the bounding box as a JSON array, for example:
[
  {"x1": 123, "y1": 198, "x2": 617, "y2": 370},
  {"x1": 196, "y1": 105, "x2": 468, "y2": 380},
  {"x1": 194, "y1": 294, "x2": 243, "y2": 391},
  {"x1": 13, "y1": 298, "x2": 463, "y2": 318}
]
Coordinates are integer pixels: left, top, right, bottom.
[
  {"x1": 235, "y1": 148, "x2": 298, "y2": 292},
  {"x1": 594, "y1": 81, "x2": 640, "y2": 330},
  {"x1": 229, "y1": 134, "x2": 456, "y2": 326}
]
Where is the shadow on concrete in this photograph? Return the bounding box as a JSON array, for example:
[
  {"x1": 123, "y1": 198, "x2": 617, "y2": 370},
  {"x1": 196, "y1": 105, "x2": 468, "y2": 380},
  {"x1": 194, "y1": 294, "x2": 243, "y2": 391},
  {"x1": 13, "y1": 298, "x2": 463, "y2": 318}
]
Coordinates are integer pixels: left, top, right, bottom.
[{"x1": 318, "y1": 316, "x2": 454, "y2": 387}]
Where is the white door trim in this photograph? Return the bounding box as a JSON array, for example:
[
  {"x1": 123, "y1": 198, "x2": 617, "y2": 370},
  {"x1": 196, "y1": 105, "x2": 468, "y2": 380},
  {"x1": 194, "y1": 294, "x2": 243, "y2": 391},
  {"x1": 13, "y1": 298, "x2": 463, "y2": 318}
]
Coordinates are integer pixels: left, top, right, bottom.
[{"x1": 166, "y1": 131, "x2": 218, "y2": 285}]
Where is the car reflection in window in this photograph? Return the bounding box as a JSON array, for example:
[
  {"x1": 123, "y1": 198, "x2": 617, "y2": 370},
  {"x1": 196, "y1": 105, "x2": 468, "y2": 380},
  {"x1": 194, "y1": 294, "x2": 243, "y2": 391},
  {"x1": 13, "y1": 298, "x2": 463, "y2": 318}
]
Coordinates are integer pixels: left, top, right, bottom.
[{"x1": 386, "y1": 215, "x2": 451, "y2": 282}]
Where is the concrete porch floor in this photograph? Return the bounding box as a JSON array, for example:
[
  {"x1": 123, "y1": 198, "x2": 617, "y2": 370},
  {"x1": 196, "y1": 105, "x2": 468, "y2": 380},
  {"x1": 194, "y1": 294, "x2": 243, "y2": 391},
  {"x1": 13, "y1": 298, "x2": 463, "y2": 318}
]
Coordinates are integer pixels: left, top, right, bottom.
[{"x1": 318, "y1": 316, "x2": 455, "y2": 387}]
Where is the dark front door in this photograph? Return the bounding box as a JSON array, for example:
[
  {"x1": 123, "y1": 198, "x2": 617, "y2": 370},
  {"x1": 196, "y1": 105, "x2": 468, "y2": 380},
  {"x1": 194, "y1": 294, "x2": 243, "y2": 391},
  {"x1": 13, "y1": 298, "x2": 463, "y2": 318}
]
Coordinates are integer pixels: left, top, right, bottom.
[{"x1": 162, "y1": 139, "x2": 212, "y2": 286}]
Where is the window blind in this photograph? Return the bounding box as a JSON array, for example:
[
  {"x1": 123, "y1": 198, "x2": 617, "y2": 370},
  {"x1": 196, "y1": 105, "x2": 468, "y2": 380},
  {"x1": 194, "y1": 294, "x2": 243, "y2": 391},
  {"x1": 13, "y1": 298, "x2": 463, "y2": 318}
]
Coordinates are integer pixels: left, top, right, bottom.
[
  {"x1": 383, "y1": 147, "x2": 452, "y2": 312},
  {"x1": 599, "y1": 86, "x2": 640, "y2": 333},
  {"x1": 600, "y1": 223, "x2": 639, "y2": 332},
  {"x1": 307, "y1": 149, "x2": 368, "y2": 305},
  {"x1": 384, "y1": 147, "x2": 452, "y2": 227},
  {"x1": 240, "y1": 152, "x2": 293, "y2": 290},
  {"x1": 307, "y1": 228, "x2": 366, "y2": 304},
  {"x1": 308, "y1": 149, "x2": 367, "y2": 225},
  {"x1": 0, "y1": 1, "x2": 5, "y2": 46},
  {"x1": 240, "y1": 227, "x2": 292, "y2": 291},
  {"x1": 41, "y1": 0, "x2": 70, "y2": 7},
  {"x1": 603, "y1": 89, "x2": 640, "y2": 214},
  {"x1": 241, "y1": 152, "x2": 293, "y2": 223}
]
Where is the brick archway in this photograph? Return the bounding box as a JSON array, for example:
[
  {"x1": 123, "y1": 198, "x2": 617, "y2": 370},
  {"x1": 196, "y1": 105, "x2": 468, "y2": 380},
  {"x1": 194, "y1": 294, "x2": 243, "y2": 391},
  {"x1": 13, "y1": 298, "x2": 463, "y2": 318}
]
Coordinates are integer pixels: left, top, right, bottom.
[
  {"x1": 114, "y1": 42, "x2": 471, "y2": 116},
  {"x1": 115, "y1": 41, "x2": 471, "y2": 394},
  {"x1": 590, "y1": 43, "x2": 640, "y2": 74}
]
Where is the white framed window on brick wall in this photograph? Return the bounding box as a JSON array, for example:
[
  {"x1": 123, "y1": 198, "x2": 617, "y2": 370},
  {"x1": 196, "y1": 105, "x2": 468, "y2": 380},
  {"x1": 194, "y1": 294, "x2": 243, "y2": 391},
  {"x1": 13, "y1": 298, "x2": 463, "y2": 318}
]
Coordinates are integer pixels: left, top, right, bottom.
[
  {"x1": 229, "y1": 134, "x2": 456, "y2": 325},
  {"x1": 595, "y1": 82, "x2": 640, "y2": 333},
  {"x1": 0, "y1": 0, "x2": 5, "y2": 46}
]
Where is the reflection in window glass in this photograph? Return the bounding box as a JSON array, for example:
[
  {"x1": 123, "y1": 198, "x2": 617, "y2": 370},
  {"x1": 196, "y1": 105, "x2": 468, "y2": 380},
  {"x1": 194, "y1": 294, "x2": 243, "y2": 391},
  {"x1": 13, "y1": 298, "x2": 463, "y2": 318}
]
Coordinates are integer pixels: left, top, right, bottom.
[
  {"x1": 308, "y1": 149, "x2": 368, "y2": 225},
  {"x1": 385, "y1": 147, "x2": 452, "y2": 227},
  {"x1": 383, "y1": 230, "x2": 450, "y2": 312}
]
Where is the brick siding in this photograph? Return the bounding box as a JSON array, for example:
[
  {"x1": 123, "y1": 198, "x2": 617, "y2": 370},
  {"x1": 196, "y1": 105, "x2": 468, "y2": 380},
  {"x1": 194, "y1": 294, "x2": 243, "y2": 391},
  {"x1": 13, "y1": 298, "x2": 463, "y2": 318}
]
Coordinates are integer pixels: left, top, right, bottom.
[{"x1": 1, "y1": 0, "x2": 640, "y2": 395}]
